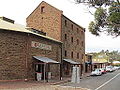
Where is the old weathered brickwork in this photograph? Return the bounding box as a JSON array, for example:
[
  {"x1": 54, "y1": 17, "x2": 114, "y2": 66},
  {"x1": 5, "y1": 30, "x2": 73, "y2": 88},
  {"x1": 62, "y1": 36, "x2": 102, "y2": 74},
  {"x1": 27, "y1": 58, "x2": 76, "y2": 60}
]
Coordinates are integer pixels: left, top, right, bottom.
[
  {"x1": 0, "y1": 30, "x2": 27, "y2": 80},
  {"x1": 0, "y1": 29, "x2": 62, "y2": 80},
  {"x1": 26, "y1": 1, "x2": 85, "y2": 64},
  {"x1": 26, "y1": 1, "x2": 85, "y2": 77},
  {"x1": 61, "y1": 15, "x2": 85, "y2": 64},
  {"x1": 26, "y1": 1, "x2": 63, "y2": 41},
  {"x1": 27, "y1": 34, "x2": 61, "y2": 79}
]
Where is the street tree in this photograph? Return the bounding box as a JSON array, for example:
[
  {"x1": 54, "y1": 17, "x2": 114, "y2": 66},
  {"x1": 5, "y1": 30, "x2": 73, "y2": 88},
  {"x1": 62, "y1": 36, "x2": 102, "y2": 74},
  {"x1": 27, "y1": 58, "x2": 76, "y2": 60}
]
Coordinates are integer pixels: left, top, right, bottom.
[
  {"x1": 74, "y1": 0, "x2": 120, "y2": 37},
  {"x1": 75, "y1": 0, "x2": 119, "y2": 7},
  {"x1": 88, "y1": 2, "x2": 120, "y2": 36}
]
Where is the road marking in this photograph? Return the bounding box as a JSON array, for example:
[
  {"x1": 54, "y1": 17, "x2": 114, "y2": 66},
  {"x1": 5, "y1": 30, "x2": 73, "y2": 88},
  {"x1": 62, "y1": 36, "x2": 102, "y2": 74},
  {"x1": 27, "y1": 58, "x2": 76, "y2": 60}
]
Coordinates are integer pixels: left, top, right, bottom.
[{"x1": 94, "y1": 73, "x2": 120, "y2": 90}]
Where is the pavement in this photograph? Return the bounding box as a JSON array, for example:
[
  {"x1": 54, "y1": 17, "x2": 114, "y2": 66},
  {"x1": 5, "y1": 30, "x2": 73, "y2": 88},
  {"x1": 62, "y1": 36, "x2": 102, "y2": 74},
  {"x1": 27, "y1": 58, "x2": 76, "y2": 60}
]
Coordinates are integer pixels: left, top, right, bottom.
[
  {"x1": 0, "y1": 72, "x2": 91, "y2": 90},
  {"x1": 81, "y1": 72, "x2": 91, "y2": 78},
  {"x1": 0, "y1": 81, "x2": 89, "y2": 90}
]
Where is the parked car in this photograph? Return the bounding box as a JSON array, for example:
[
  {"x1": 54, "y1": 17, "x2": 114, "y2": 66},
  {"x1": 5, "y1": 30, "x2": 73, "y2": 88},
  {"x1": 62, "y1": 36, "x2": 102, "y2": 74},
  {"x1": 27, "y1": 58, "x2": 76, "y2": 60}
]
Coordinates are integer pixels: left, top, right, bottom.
[
  {"x1": 90, "y1": 69, "x2": 102, "y2": 76},
  {"x1": 99, "y1": 68, "x2": 107, "y2": 74},
  {"x1": 113, "y1": 66, "x2": 120, "y2": 70},
  {"x1": 106, "y1": 66, "x2": 114, "y2": 72}
]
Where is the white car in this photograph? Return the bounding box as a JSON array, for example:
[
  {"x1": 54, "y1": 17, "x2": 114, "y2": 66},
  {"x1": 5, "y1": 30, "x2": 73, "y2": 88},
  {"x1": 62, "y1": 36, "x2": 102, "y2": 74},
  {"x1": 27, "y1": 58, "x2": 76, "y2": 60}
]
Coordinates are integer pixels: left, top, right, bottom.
[
  {"x1": 91, "y1": 69, "x2": 102, "y2": 76},
  {"x1": 113, "y1": 66, "x2": 120, "y2": 70},
  {"x1": 99, "y1": 68, "x2": 107, "y2": 74},
  {"x1": 106, "y1": 66, "x2": 114, "y2": 72}
]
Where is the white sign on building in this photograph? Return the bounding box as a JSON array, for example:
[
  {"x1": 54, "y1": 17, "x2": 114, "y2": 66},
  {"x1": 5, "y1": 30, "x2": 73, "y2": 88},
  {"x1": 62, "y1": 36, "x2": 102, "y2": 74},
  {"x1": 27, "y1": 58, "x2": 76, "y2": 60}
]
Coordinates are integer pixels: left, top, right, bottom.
[{"x1": 31, "y1": 41, "x2": 52, "y2": 51}]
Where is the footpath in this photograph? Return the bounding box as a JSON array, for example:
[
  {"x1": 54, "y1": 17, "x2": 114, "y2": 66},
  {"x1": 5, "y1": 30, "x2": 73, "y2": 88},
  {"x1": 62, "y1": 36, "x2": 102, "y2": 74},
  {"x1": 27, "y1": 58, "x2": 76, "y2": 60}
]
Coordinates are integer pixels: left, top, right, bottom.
[
  {"x1": 0, "y1": 81, "x2": 89, "y2": 90},
  {"x1": 0, "y1": 73, "x2": 91, "y2": 90}
]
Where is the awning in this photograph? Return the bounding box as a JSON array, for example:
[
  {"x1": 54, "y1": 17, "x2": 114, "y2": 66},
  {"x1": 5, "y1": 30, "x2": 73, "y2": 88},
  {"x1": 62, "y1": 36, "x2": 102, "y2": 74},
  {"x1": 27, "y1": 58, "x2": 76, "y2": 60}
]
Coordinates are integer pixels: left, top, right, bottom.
[
  {"x1": 92, "y1": 61, "x2": 108, "y2": 64},
  {"x1": 33, "y1": 56, "x2": 60, "y2": 64},
  {"x1": 85, "y1": 61, "x2": 92, "y2": 64},
  {"x1": 63, "y1": 59, "x2": 80, "y2": 65}
]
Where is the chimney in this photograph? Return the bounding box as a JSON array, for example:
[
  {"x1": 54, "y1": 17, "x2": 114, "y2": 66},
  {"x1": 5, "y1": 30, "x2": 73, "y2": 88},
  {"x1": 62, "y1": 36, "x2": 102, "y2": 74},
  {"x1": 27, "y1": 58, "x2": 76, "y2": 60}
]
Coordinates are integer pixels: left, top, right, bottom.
[{"x1": 0, "y1": 17, "x2": 14, "y2": 24}]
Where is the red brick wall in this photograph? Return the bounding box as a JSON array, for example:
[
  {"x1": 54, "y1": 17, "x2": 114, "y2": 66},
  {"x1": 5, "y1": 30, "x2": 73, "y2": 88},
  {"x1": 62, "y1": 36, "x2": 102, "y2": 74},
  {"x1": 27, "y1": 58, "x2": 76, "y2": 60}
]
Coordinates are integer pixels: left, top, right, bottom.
[{"x1": 26, "y1": 1, "x2": 63, "y2": 41}]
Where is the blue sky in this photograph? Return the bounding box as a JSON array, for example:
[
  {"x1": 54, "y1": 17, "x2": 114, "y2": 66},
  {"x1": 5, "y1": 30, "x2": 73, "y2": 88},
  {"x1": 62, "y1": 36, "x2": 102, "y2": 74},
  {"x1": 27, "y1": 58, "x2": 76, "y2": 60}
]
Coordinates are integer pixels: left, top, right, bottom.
[{"x1": 0, "y1": 0, "x2": 120, "y2": 53}]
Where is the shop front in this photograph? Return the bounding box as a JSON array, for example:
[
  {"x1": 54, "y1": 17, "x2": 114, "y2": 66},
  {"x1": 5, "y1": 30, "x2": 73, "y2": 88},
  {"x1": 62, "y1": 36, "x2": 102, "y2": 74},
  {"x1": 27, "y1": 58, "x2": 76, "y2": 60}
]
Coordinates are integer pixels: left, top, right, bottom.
[
  {"x1": 85, "y1": 61, "x2": 92, "y2": 73},
  {"x1": 63, "y1": 59, "x2": 82, "y2": 77},
  {"x1": 33, "y1": 56, "x2": 60, "y2": 82},
  {"x1": 0, "y1": 18, "x2": 62, "y2": 81}
]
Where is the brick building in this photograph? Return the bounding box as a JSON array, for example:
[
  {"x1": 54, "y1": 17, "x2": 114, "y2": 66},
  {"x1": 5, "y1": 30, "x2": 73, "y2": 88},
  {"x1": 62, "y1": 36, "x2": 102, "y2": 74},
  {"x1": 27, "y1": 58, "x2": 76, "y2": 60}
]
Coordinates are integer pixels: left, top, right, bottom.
[
  {"x1": 0, "y1": 17, "x2": 62, "y2": 81},
  {"x1": 85, "y1": 54, "x2": 92, "y2": 73},
  {"x1": 26, "y1": 1, "x2": 85, "y2": 77}
]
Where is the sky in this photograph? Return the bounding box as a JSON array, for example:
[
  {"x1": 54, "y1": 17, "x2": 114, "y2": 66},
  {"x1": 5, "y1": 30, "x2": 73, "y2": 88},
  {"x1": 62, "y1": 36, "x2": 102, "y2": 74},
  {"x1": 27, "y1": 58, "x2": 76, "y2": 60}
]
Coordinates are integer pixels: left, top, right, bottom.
[{"x1": 0, "y1": 0, "x2": 120, "y2": 53}]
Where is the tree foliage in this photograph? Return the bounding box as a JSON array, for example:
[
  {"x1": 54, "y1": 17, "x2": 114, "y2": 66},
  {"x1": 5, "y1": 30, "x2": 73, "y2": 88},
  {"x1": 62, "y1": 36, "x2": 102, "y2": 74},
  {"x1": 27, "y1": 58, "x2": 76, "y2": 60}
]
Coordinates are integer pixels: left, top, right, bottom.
[
  {"x1": 74, "y1": 0, "x2": 120, "y2": 36},
  {"x1": 90, "y1": 50, "x2": 120, "y2": 62},
  {"x1": 88, "y1": 2, "x2": 120, "y2": 36},
  {"x1": 75, "y1": 0, "x2": 119, "y2": 7}
]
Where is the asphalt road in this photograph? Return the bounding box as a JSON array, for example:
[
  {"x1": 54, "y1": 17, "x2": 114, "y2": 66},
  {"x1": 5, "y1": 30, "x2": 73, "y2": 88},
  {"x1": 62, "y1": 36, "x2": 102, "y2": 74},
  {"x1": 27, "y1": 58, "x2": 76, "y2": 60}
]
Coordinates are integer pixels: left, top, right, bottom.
[{"x1": 62, "y1": 70, "x2": 120, "y2": 90}]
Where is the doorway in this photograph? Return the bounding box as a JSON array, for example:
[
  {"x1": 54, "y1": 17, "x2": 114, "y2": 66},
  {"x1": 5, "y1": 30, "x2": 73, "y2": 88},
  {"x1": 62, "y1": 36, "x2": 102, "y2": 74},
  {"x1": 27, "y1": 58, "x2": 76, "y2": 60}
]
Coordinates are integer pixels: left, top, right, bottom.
[{"x1": 35, "y1": 64, "x2": 45, "y2": 80}]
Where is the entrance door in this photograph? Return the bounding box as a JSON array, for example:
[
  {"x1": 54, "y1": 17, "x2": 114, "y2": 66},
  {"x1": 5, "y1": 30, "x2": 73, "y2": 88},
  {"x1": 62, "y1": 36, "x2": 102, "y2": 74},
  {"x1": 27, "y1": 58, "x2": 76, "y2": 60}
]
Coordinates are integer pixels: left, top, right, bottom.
[{"x1": 35, "y1": 64, "x2": 44, "y2": 80}]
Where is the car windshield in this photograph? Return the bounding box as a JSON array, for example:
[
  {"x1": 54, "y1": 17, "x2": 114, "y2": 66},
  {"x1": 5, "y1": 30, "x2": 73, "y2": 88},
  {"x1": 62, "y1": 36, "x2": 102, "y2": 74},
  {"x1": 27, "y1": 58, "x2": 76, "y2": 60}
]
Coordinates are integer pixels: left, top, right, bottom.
[{"x1": 95, "y1": 69, "x2": 100, "y2": 71}]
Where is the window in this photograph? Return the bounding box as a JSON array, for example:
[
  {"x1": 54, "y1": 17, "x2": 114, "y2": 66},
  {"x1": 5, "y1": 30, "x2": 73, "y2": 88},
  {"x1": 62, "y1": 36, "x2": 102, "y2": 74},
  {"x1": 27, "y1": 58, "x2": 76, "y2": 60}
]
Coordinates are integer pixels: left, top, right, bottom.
[
  {"x1": 65, "y1": 50, "x2": 67, "y2": 57},
  {"x1": 77, "y1": 39, "x2": 79, "y2": 45},
  {"x1": 65, "y1": 34, "x2": 67, "y2": 40},
  {"x1": 71, "y1": 52, "x2": 73, "y2": 58},
  {"x1": 81, "y1": 31, "x2": 83, "y2": 35},
  {"x1": 71, "y1": 24, "x2": 73, "y2": 30},
  {"x1": 71, "y1": 37, "x2": 73, "y2": 43},
  {"x1": 77, "y1": 53, "x2": 79, "y2": 59},
  {"x1": 65, "y1": 20, "x2": 67, "y2": 26},
  {"x1": 41, "y1": 6, "x2": 45, "y2": 13},
  {"x1": 77, "y1": 28, "x2": 79, "y2": 33},
  {"x1": 81, "y1": 41, "x2": 84, "y2": 47},
  {"x1": 82, "y1": 54, "x2": 84, "y2": 59}
]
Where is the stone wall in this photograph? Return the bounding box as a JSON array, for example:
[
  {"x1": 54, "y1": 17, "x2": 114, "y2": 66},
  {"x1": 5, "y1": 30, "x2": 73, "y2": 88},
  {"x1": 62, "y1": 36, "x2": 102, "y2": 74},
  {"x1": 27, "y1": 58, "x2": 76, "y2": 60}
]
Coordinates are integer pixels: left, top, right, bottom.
[
  {"x1": 27, "y1": 34, "x2": 62, "y2": 79},
  {"x1": 0, "y1": 30, "x2": 27, "y2": 80},
  {"x1": 61, "y1": 15, "x2": 85, "y2": 63},
  {"x1": 26, "y1": 1, "x2": 85, "y2": 64},
  {"x1": 0, "y1": 29, "x2": 62, "y2": 80},
  {"x1": 26, "y1": 1, "x2": 62, "y2": 41}
]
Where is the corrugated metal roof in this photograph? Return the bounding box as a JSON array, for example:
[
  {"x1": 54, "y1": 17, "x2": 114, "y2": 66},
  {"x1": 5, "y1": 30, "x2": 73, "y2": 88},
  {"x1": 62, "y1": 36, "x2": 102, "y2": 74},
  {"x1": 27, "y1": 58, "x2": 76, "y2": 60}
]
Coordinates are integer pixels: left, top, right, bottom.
[
  {"x1": 0, "y1": 19, "x2": 32, "y2": 33},
  {"x1": 33, "y1": 56, "x2": 60, "y2": 64},
  {"x1": 63, "y1": 59, "x2": 80, "y2": 65},
  {"x1": 0, "y1": 19, "x2": 62, "y2": 43}
]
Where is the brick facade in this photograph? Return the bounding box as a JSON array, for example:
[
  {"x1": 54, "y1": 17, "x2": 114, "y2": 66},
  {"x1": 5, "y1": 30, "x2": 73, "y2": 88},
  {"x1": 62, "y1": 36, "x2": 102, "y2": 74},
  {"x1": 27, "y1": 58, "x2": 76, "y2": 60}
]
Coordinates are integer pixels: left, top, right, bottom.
[
  {"x1": 26, "y1": 1, "x2": 63, "y2": 41},
  {"x1": 0, "y1": 29, "x2": 62, "y2": 80},
  {"x1": 61, "y1": 15, "x2": 85, "y2": 63},
  {"x1": 26, "y1": 1, "x2": 85, "y2": 76},
  {"x1": 0, "y1": 30, "x2": 27, "y2": 80}
]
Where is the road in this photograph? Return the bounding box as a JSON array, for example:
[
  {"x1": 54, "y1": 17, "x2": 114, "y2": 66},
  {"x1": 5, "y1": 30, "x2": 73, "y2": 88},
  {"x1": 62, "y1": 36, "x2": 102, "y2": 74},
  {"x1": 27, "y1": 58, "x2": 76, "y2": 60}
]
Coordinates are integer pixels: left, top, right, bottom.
[{"x1": 62, "y1": 70, "x2": 120, "y2": 90}]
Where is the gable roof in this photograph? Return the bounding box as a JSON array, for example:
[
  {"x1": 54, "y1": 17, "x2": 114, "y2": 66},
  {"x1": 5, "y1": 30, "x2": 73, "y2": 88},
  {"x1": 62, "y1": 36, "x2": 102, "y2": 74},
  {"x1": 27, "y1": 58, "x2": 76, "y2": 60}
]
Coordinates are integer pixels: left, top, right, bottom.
[
  {"x1": 26, "y1": 1, "x2": 85, "y2": 31},
  {"x1": 62, "y1": 15, "x2": 85, "y2": 31},
  {"x1": 27, "y1": 1, "x2": 63, "y2": 19}
]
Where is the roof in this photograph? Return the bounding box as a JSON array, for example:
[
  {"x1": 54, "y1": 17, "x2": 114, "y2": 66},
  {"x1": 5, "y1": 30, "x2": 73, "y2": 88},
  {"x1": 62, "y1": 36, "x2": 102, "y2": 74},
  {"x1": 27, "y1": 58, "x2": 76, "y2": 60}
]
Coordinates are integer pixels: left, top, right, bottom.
[
  {"x1": 62, "y1": 15, "x2": 85, "y2": 31},
  {"x1": 92, "y1": 61, "x2": 108, "y2": 64},
  {"x1": 63, "y1": 59, "x2": 80, "y2": 65},
  {"x1": 33, "y1": 56, "x2": 60, "y2": 64},
  {"x1": 27, "y1": 1, "x2": 63, "y2": 19},
  {"x1": 27, "y1": 1, "x2": 84, "y2": 32},
  {"x1": 0, "y1": 18, "x2": 32, "y2": 33},
  {"x1": 113, "y1": 61, "x2": 120, "y2": 64},
  {"x1": 0, "y1": 18, "x2": 62, "y2": 43}
]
